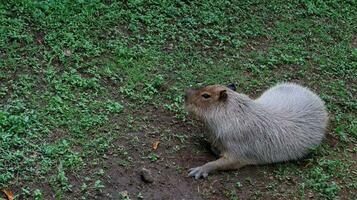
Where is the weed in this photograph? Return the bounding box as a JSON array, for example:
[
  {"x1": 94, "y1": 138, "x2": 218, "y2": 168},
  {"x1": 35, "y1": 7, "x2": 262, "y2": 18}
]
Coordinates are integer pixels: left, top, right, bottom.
[
  {"x1": 94, "y1": 180, "x2": 105, "y2": 191},
  {"x1": 33, "y1": 189, "x2": 43, "y2": 200},
  {"x1": 148, "y1": 153, "x2": 159, "y2": 162},
  {"x1": 224, "y1": 189, "x2": 240, "y2": 200}
]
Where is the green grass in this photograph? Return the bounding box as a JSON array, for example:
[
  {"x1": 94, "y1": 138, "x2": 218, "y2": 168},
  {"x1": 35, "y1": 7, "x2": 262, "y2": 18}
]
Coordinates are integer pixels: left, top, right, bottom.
[{"x1": 0, "y1": 0, "x2": 356, "y2": 199}]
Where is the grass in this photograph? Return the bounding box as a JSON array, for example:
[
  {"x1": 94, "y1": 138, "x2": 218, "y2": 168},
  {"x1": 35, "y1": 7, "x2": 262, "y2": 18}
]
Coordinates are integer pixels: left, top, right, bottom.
[{"x1": 0, "y1": 0, "x2": 356, "y2": 199}]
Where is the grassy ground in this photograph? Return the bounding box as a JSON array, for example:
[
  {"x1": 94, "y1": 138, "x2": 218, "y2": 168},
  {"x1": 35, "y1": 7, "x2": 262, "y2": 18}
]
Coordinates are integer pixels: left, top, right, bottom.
[{"x1": 0, "y1": 0, "x2": 356, "y2": 199}]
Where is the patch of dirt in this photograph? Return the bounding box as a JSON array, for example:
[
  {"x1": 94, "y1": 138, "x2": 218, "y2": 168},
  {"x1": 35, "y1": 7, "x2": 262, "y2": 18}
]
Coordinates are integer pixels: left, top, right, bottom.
[
  {"x1": 12, "y1": 101, "x2": 340, "y2": 199},
  {"x1": 243, "y1": 36, "x2": 272, "y2": 53},
  {"x1": 60, "y1": 106, "x2": 280, "y2": 200},
  {"x1": 34, "y1": 31, "x2": 46, "y2": 45}
]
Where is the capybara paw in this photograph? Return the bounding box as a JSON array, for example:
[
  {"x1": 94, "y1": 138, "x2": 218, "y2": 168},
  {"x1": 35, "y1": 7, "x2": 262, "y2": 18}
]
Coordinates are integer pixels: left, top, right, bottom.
[{"x1": 188, "y1": 166, "x2": 209, "y2": 179}]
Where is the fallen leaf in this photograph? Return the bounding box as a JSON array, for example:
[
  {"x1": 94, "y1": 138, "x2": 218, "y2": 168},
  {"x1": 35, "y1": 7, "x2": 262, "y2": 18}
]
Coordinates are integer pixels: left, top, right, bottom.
[
  {"x1": 152, "y1": 141, "x2": 160, "y2": 150},
  {"x1": 1, "y1": 189, "x2": 14, "y2": 200}
]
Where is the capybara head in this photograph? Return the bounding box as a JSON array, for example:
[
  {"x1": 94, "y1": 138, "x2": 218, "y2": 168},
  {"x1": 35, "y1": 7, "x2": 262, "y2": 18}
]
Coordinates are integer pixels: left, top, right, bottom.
[{"x1": 184, "y1": 84, "x2": 236, "y2": 118}]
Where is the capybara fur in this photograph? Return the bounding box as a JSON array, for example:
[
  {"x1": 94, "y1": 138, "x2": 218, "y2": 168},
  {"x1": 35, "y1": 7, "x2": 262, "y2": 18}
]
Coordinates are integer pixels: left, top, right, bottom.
[{"x1": 184, "y1": 83, "x2": 328, "y2": 179}]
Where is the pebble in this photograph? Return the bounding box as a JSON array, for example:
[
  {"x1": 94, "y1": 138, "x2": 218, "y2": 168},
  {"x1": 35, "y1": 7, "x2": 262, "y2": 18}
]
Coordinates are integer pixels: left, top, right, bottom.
[{"x1": 140, "y1": 168, "x2": 154, "y2": 183}]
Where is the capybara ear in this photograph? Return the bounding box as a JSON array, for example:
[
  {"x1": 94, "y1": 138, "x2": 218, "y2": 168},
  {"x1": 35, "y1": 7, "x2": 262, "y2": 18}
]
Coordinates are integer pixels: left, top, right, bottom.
[
  {"x1": 227, "y1": 83, "x2": 236, "y2": 91},
  {"x1": 219, "y1": 90, "x2": 228, "y2": 101}
]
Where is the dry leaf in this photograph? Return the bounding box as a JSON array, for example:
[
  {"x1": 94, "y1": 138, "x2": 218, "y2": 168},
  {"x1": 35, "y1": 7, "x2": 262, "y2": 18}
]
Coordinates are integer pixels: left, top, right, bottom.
[
  {"x1": 152, "y1": 141, "x2": 160, "y2": 150},
  {"x1": 1, "y1": 189, "x2": 14, "y2": 200}
]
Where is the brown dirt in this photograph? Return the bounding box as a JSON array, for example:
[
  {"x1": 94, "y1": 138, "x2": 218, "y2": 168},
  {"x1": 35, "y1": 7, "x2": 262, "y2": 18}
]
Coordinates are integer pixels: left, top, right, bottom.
[
  {"x1": 59, "y1": 107, "x2": 294, "y2": 200},
  {"x1": 15, "y1": 105, "x2": 275, "y2": 200},
  {"x1": 13, "y1": 101, "x2": 339, "y2": 200},
  {"x1": 243, "y1": 35, "x2": 272, "y2": 53}
]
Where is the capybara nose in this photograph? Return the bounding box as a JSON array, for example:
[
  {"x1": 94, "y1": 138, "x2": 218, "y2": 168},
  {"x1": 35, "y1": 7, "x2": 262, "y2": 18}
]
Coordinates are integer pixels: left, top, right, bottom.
[{"x1": 185, "y1": 89, "x2": 195, "y2": 101}]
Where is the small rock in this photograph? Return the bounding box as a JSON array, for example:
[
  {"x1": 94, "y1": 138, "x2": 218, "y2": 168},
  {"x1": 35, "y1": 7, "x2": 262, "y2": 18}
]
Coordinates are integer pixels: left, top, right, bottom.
[
  {"x1": 64, "y1": 49, "x2": 72, "y2": 56},
  {"x1": 140, "y1": 168, "x2": 154, "y2": 183}
]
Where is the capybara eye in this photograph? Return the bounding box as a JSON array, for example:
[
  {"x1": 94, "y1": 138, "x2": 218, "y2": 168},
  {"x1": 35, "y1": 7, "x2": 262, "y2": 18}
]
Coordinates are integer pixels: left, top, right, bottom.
[{"x1": 201, "y1": 93, "x2": 211, "y2": 99}]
